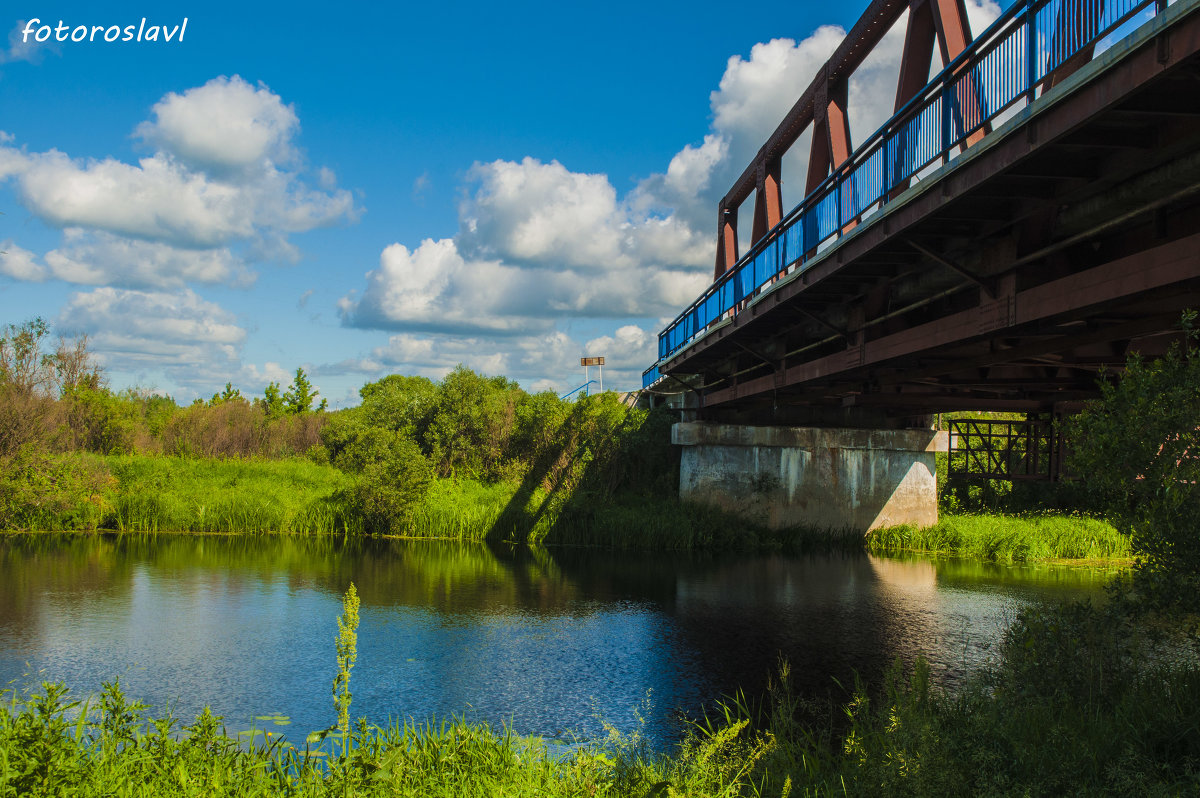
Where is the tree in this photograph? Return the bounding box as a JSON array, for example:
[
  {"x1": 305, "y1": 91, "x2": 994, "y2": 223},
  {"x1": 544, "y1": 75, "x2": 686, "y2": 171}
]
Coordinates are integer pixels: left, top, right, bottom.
[
  {"x1": 0, "y1": 318, "x2": 54, "y2": 395},
  {"x1": 257, "y1": 382, "x2": 286, "y2": 419},
  {"x1": 348, "y1": 436, "x2": 433, "y2": 534},
  {"x1": 210, "y1": 382, "x2": 243, "y2": 406},
  {"x1": 283, "y1": 367, "x2": 319, "y2": 414},
  {"x1": 1067, "y1": 313, "x2": 1200, "y2": 609}
]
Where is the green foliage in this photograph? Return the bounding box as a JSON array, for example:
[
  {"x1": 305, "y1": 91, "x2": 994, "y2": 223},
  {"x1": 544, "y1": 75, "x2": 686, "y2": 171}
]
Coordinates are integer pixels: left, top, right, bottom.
[
  {"x1": 124, "y1": 390, "x2": 179, "y2": 440},
  {"x1": 258, "y1": 382, "x2": 285, "y2": 420},
  {"x1": 0, "y1": 448, "x2": 114, "y2": 531},
  {"x1": 103, "y1": 455, "x2": 356, "y2": 534},
  {"x1": 1067, "y1": 325, "x2": 1200, "y2": 608},
  {"x1": 0, "y1": 317, "x2": 54, "y2": 394},
  {"x1": 333, "y1": 583, "x2": 360, "y2": 736},
  {"x1": 344, "y1": 437, "x2": 434, "y2": 535},
  {"x1": 867, "y1": 513, "x2": 1130, "y2": 563},
  {"x1": 283, "y1": 367, "x2": 319, "y2": 415},
  {"x1": 210, "y1": 382, "x2": 243, "y2": 405},
  {"x1": 422, "y1": 366, "x2": 520, "y2": 480},
  {"x1": 60, "y1": 385, "x2": 141, "y2": 455}
]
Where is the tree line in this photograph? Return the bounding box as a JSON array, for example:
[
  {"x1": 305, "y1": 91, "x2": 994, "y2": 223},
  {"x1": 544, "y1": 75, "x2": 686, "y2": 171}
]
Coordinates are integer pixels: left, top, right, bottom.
[{"x1": 0, "y1": 317, "x2": 675, "y2": 534}]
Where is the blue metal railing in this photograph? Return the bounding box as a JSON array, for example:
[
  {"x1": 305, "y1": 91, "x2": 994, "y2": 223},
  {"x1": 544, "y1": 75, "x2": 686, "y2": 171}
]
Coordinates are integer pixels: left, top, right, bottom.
[
  {"x1": 645, "y1": 0, "x2": 1166, "y2": 390},
  {"x1": 561, "y1": 380, "x2": 597, "y2": 400}
]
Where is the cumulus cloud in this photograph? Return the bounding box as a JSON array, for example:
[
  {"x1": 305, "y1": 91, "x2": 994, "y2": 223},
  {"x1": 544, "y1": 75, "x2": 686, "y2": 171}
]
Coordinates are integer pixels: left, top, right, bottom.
[
  {"x1": 324, "y1": 321, "x2": 657, "y2": 394},
  {"x1": 339, "y1": 236, "x2": 707, "y2": 335},
  {"x1": 458, "y1": 157, "x2": 630, "y2": 270},
  {"x1": 583, "y1": 325, "x2": 656, "y2": 367},
  {"x1": 341, "y1": 2, "x2": 997, "y2": 350},
  {"x1": 369, "y1": 329, "x2": 577, "y2": 388},
  {"x1": 0, "y1": 240, "x2": 47, "y2": 281},
  {"x1": 0, "y1": 75, "x2": 357, "y2": 288},
  {"x1": 42, "y1": 229, "x2": 251, "y2": 288},
  {"x1": 135, "y1": 76, "x2": 299, "y2": 175},
  {"x1": 57, "y1": 287, "x2": 244, "y2": 375},
  {"x1": 53, "y1": 286, "x2": 301, "y2": 398}
]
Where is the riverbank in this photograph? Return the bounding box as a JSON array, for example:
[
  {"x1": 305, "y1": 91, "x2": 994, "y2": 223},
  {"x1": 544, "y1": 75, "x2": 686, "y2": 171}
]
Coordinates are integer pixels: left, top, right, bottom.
[
  {"x1": 1, "y1": 452, "x2": 1136, "y2": 565},
  {"x1": 5, "y1": 452, "x2": 848, "y2": 551},
  {"x1": 5, "y1": 641, "x2": 1197, "y2": 796},
  {"x1": 867, "y1": 513, "x2": 1131, "y2": 564}
]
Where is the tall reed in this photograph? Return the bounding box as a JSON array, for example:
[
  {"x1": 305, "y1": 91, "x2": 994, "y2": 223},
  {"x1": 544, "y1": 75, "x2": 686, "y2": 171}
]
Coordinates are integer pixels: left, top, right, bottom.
[{"x1": 866, "y1": 513, "x2": 1131, "y2": 562}]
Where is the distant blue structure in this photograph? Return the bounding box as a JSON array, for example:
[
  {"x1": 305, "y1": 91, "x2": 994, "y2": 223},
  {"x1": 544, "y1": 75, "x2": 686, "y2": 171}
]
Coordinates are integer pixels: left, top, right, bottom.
[{"x1": 560, "y1": 380, "x2": 597, "y2": 401}]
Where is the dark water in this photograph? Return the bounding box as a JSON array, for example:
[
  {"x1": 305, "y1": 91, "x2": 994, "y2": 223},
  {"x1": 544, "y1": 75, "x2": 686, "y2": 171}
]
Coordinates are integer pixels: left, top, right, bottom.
[{"x1": 0, "y1": 534, "x2": 1115, "y2": 745}]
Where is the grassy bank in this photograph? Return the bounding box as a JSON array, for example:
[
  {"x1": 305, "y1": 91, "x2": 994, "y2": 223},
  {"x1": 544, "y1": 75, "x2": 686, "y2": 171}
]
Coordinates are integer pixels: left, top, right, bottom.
[
  {"x1": 6, "y1": 650, "x2": 1198, "y2": 796},
  {"x1": 5, "y1": 453, "x2": 812, "y2": 551},
  {"x1": 866, "y1": 513, "x2": 1131, "y2": 564},
  {"x1": 102, "y1": 455, "x2": 356, "y2": 535},
  {"x1": 5, "y1": 452, "x2": 1136, "y2": 562},
  {"x1": 406, "y1": 477, "x2": 842, "y2": 550}
]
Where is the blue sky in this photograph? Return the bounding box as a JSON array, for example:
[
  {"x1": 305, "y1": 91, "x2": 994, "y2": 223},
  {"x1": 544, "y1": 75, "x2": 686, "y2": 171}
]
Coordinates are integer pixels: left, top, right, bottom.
[{"x1": 0, "y1": 0, "x2": 998, "y2": 406}]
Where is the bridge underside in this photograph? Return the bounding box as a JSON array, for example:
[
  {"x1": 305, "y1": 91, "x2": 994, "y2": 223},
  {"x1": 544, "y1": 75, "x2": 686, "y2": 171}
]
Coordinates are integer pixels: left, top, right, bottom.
[{"x1": 662, "y1": 8, "x2": 1200, "y2": 427}]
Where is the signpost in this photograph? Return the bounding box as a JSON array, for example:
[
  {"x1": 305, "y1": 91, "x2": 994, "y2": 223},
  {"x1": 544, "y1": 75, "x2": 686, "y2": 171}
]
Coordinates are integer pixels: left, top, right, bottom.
[{"x1": 581, "y1": 356, "x2": 604, "y2": 394}]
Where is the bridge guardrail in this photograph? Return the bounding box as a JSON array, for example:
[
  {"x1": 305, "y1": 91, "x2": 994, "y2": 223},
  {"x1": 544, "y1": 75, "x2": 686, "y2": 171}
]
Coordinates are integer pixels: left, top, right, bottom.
[{"x1": 652, "y1": 0, "x2": 1166, "y2": 374}]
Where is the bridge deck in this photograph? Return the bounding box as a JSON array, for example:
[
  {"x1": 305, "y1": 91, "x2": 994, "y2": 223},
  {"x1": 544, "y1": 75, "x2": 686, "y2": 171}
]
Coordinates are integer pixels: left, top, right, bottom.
[{"x1": 657, "y1": 0, "x2": 1200, "y2": 421}]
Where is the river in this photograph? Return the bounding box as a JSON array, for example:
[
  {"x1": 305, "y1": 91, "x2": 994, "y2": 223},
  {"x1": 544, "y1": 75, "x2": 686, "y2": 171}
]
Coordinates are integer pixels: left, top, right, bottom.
[{"x1": 0, "y1": 533, "x2": 1115, "y2": 745}]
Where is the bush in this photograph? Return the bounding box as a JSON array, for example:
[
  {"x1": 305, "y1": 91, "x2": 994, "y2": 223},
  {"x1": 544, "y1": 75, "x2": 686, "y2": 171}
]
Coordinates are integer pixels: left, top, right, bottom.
[
  {"x1": 344, "y1": 437, "x2": 434, "y2": 535},
  {"x1": 0, "y1": 447, "x2": 114, "y2": 530},
  {"x1": 1067, "y1": 317, "x2": 1200, "y2": 610}
]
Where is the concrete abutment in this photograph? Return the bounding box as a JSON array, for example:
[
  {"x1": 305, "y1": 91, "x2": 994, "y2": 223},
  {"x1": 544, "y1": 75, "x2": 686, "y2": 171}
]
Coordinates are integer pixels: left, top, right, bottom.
[{"x1": 673, "y1": 422, "x2": 948, "y2": 535}]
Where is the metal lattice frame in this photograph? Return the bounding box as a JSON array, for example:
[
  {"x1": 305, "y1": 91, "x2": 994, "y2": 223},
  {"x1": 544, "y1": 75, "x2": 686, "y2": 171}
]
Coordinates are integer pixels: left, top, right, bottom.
[{"x1": 947, "y1": 417, "x2": 1065, "y2": 481}]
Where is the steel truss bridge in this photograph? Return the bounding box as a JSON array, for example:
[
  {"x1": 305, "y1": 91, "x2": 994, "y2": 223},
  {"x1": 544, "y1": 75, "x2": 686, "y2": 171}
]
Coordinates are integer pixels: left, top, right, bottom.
[{"x1": 644, "y1": 0, "x2": 1200, "y2": 429}]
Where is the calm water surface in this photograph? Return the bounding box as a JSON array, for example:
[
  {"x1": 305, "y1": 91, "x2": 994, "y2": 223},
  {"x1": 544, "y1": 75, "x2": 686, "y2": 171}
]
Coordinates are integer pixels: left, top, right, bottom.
[{"x1": 0, "y1": 534, "x2": 1115, "y2": 744}]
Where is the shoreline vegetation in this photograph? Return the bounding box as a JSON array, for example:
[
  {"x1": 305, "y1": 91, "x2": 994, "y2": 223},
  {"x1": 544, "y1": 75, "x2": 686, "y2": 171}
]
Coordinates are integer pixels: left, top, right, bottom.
[
  {"x1": 0, "y1": 448, "x2": 1132, "y2": 564},
  {"x1": 0, "y1": 315, "x2": 1130, "y2": 562},
  {"x1": 9, "y1": 316, "x2": 1200, "y2": 793}
]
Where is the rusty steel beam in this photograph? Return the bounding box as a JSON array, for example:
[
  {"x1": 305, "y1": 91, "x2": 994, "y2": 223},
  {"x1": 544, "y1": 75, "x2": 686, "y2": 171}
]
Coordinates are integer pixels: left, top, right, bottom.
[
  {"x1": 806, "y1": 74, "x2": 854, "y2": 194},
  {"x1": 720, "y1": 0, "x2": 911, "y2": 210},
  {"x1": 714, "y1": 204, "x2": 740, "y2": 280},
  {"x1": 751, "y1": 158, "x2": 784, "y2": 245},
  {"x1": 717, "y1": 0, "x2": 980, "y2": 273},
  {"x1": 700, "y1": 231, "x2": 1200, "y2": 406}
]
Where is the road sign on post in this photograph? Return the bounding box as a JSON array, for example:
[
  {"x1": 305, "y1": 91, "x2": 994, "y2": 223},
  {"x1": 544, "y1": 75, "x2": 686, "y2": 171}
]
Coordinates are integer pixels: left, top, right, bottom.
[{"x1": 581, "y1": 357, "x2": 604, "y2": 394}]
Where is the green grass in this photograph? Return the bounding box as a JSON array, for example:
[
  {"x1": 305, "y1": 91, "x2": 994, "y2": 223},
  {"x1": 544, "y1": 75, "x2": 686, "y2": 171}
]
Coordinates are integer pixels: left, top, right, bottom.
[
  {"x1": 101, "y1": 455, "x2": 356, "y2": 535},
  {"x1": 5, "y1": 453, "x2": 1135, "y2": 563},
  {"x1": 6, "y1": 650, "x2": 1199, "y2": 796},
  {"x1": 405, "y1": 477, "x2": 846, "y2": 551},
  {"x1": 866, "y1": 512, "x2": 1131, "y2": 563},
  {"x1": 0, "y1": 678, "x2": 772, "y2": 798}
]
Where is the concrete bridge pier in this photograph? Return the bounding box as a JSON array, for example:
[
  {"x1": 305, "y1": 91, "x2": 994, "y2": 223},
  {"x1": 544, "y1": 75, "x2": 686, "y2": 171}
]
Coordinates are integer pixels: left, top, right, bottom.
[{"x1": 672, "y1": 422, "x2": 948, "y2": 536}]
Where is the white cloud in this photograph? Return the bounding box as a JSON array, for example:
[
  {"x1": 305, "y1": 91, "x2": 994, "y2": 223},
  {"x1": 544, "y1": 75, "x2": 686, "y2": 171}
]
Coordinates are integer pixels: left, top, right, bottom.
[
  {"x1": 43, "y1": 229, "x2": 251, "y2": 288},
  {"x1": 2, "y1": 20, "x2": 55, "y2": 65},
  {"x1": 0, "y1": 75, "x2": 357, "y2": 289},
  {"x1": 370, "y1": 329, "x2": 577, "y2": 388},
  {"x1": 136, "y1": 76, "x2": 299, "y2": 175},
  {"x1": 341, "y1": 323, "x2": 656, "y2": 394},
  {"x1": 54, "y1": 286, "x2": 308, "y2": 398},
  {"x1": 0, "y1": 146, "x2": 354, "y2": 250},
  {"x1": 0, "y1": 240, "x2": 47, "y2": 281},
  {"x1": 584, "y1": 324, "x2": 655, "y2": 364},
  {"x1": 339, "y1": 236, "x2": 707, "y2": 335},
  {"x1": 57, "y1": 287, "x2": 244, "y2": 374},
  {"x1": 458, "y1": 157, "x2": 629, "y2": 270}
]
